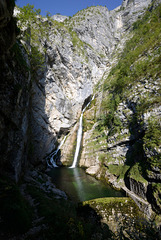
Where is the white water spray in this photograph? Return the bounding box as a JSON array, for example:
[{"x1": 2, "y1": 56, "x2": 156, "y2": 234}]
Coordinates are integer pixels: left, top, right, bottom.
[
  {"x1": 70, "y1": 96, "x2": 94, "y2": 169},
  {"x1": 48, "y1": 135, "x2": 67, "y2": 168},
  {"x1": 69, "y1": 113, "x2": 83, "y2": 168}
]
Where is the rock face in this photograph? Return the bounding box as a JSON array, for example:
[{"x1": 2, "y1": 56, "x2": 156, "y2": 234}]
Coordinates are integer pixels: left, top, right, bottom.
[
  {"x1": 79, "y1": 0, "x2": 161, "y2": 217},
  {"x1": 13, "y1": 0, "x2": 153, "y2": 168},
  {"x1": 51, "y1": 14, "x2": 69, "y2": 22},
  {"x1": 119, "y1": 0, "x2": 152, "y2": 30},
  {"x1": 0, "y1": 0, "x2": 31, "y2": 181},
  {"x1": 34, "y1": 0, "x2": 153, "y2": 165},
  {"x1": 30, "y1": 25, "x2": 95, "y2": 163},
  {"x1": 0, "y1": 0, "x2": 16, "y2": 55}
]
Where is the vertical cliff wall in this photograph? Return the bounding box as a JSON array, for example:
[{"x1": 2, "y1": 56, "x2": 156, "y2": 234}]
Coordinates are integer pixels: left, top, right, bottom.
[
  {"x1": 0, "y1": 0, "x2": 31, "y2": 181},
  {"x1": 79, "y1": 0, "x2": 161, "y2": 218}
]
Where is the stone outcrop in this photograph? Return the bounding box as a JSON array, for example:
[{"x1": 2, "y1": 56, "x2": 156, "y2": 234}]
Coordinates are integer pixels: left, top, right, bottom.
[
  {"x1": 83, "y1": 197, "x2": 151, "y2": 236},
  {"x1": 51, "y1": 14, "x2": 69, "y2": 22}
]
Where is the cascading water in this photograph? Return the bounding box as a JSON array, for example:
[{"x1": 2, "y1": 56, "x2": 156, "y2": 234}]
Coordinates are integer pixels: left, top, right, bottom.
[
  {"x1": 69, "y1": 96, "x2": 94, "y2": 168},
  {"x1": 48, "y1": 135, "x2": 67, "y2": 167},
  {"x1": 69, "y1": 112, "x2": 83, "y2": 168}
]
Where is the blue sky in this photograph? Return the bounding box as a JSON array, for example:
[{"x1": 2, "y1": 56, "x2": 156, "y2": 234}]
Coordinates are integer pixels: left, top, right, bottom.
[{"x1": 16, "y1": 0, "x2": 123, "y2": 17}]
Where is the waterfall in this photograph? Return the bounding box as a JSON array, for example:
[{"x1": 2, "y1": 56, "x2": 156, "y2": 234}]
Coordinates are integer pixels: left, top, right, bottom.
[
  {"x1": 69, "y1": 112, "x2": 83, "y2": 168},
  {"x1": 48, "y1": 135, "x2": 67, "y2": 168},
  {"x1": 70, "y1": 96, "x2": 94, "y2": 168}
]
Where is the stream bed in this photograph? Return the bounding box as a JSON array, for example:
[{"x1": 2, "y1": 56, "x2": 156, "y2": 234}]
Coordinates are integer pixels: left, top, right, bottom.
[{"x1": 49, "y1": 167, "x2": 125, "y2": 202}]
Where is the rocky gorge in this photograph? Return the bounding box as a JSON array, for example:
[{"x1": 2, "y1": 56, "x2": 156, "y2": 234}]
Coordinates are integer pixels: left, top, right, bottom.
[{"x1": 0, "y1": 0, "x2": 161, "y2": 239}]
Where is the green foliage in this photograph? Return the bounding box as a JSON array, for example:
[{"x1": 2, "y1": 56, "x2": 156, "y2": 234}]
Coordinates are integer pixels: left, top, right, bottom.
[
  {"x1": 99, "y1": 3, "x2": 161, "y2": 137},
  {"x1": 10, "y1": 41, "x2": 29, "y2": 70},
  {"x1": 151, "y1": 183, "x2": 161, "y2": 210},
  {"x1": 17, "y1": 4, "x2": 51, "y2": 73},
  {"x1": 144, "y1": 117, "x2": 161, "y2": 149},
  {"x1": 108, "y1": 164, "x2": 130, "y2": 180},
  {"x1": 69, "y1": 29, "x2": 83, "y2": 48},
  {"x1": 104, "y1": 4, "x2": 161, "y2": 94},
  {"x1": 128, "y1": 163, "x2": 148, "y2": 183},
  {"x1": 143, "y1": 117, "x2": 161, "y2": 169},
  {"x1": 17, "y1": 4, "x2": 41, "y2": 29},
  {"x1": 99, "y1": 92, "x2": 122, "y2": 135},
  {"x1": 96, "y1": 5, "x2": 161, "y2": 210},
  {"x1": 84, "y1": 197, "x2": 161, "y2": 240},
  {"x1": 67, "y1": 28, "x2": 88, "y2": 61},
  {"x1": 118, "y1": 216, "x2": 161, "y2": 240},
  {"x1": 30, "y1": 45, "x2": 45, "y2": 72}
]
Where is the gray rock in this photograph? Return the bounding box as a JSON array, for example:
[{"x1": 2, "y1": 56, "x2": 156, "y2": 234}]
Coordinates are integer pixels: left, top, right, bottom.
[
  {"x1": 28, "y1": 0, "x2": 154, "y2": 165},
  {"x1": 86, "y1": 165, "x2": 100, "y2": 176},
  {"x1": 51, "y1": 14, "x2": 69, "y2": 22}
]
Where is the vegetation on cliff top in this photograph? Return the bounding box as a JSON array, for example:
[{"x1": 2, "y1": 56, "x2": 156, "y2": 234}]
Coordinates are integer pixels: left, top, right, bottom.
[
  {"x1": 16, "y1": 4, "x2": 52, "y2": 74},
  {"x1": 102, "y1": 3, "x2": 161, "y2": 126}
]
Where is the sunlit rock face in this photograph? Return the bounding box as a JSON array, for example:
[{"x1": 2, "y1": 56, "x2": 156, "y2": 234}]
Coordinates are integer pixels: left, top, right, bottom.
[
  {"x1": 30, "y1": 9, "x2": 107, "y2": 162},
  {"x1": 60, "y1": 0, "x2": 154, "y2": 165},
  {"x1": 31, "y1": 0, "x2": 154, "y2": 163},
  {"x1": 30, "y1": 32, "x2": 95, "y2": 162},
  {"x1": 120, "y1": 0, "x2": 152, "y2": 30},
  {"x1": 79, "y1": 0, "x2": 161, "y2": 217},
  {"x1": 51, "y1": 14, "x2": 69, "y2": 22}
]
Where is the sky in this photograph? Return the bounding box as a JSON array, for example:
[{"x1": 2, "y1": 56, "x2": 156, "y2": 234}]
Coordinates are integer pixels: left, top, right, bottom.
[{"x1": 16, "y1": 0, "x2": 123, "y2": 17}]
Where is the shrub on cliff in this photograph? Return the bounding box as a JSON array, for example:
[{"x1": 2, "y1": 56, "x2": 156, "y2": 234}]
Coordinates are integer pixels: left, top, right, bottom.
[
  {"x1": 16, "y1": 4, "x2": 51, "y2": 73},
  {"x1": 101, "y1": 3, "x2": 161, "y2": 140}
]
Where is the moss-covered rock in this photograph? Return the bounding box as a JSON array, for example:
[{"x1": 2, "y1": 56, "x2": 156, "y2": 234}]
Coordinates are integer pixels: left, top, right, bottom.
[{"x1": 83, "y1": 197, "x2": 160, "y2": 238}]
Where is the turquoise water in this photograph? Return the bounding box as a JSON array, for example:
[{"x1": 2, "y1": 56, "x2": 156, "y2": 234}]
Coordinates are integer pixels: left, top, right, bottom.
[{"x1": 49, "y1": 167, "x2": 124, "y2": 202}]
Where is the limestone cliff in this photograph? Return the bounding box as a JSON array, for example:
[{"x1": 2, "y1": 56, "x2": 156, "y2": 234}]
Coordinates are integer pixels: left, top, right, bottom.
[
  {"x1": 79, "y1": 0, "x2": 161, "y2": 218},
  {"x1": 15, "y1": 0, "x2": 154, "y2": 166},
  {"x1": 35, "y1": 0, "x2": 153, "y2": 165}
]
